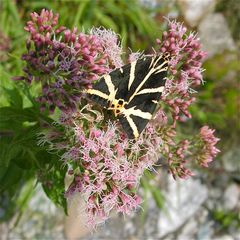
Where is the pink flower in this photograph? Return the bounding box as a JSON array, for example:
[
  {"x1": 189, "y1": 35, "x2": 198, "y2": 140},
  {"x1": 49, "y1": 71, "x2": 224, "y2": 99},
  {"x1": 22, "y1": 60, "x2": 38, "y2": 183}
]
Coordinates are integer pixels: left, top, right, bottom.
[
  {"x1": 128, "y1": 51, "x2": 142, "y2": 63},
  {"x1": 157, "y1": 19, "x2": 207, "y2": 125},
  {"x1": 61, "y1": 121, "x2": 145, "y2": 225},
  {"x1": 17, "y1": 9, "x2": 110, "y2": 113},
  {"x1": 164, "y1": 139, "x2": 195, "y2": 179},
  {"x1": 91, "y1": 28, "x2": 123, "y2": 68},
  {"x1": 48, "y1": 102, "x2": 167, "y2": 227},
  {"x1": 150, "y1": 109, "x2": 168, "y2": 127},
  {"x1": 197, "y1": 126, "x2": 220, "y2": 167}
]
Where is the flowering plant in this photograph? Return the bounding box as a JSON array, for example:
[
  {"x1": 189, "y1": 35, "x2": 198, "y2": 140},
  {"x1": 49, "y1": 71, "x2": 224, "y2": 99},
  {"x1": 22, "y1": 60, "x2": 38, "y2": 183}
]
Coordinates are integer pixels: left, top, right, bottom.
[{"x1": 14, "y1": 9, "x2": 220, "y2": 227}]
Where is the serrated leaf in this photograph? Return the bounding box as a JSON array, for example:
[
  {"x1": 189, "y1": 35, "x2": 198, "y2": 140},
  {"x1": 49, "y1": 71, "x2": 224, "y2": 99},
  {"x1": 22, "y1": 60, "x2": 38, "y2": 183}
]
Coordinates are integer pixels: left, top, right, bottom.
[
  {"x1": 2, "y1": 87, "x2": 23, "y2": 108},
  {"x1": 0, "y1": 138, "x2": 22, "y2": 168},
  {"x1": 41, "y1": 164, "x2": 68, "y2": 214},
  {"x1": 0, "y1": 107, "x2": 37, "y2": 123}
]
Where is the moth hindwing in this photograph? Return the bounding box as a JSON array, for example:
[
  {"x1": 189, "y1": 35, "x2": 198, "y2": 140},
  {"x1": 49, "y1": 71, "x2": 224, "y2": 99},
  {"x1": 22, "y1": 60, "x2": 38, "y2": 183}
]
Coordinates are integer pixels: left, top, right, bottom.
[{"x1": 87, "y1": 54, "x2": 169, "y2": 139}]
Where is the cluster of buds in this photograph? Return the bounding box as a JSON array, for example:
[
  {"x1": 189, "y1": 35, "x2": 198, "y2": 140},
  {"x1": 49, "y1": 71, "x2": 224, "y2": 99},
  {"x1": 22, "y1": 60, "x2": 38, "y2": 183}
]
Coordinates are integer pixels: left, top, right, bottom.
[
  {"x1": 14, "y1": 9, "x2": 124, "y2": 112},
  {"x1": 195, "y1": 126, "x2": 220, "y2": 167},
  {"x1": 157, "y1": 19, "x2": 207, "y2": 125},
  {"x1": 165, "y1": 139, "x2": 194, "y2": 179}
]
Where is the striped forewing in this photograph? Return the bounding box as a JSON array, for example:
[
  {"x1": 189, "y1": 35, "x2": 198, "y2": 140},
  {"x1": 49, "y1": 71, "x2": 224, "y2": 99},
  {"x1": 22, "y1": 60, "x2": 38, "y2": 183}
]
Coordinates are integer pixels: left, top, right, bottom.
[{"x1": 87, "y1": 54, "x2": 169, "y2": 138}]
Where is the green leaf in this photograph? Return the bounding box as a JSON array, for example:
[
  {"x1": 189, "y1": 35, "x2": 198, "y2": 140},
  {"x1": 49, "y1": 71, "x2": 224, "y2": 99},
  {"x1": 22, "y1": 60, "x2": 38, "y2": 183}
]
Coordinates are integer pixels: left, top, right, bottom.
[
  {"x1": 0, "y1": 138, "x2": 22, "y2": 168},
  {"x1": 141, "y1": 171, "x2": 165, "y2": 209},
  {"x1": 0, "y1": 162, "x2": 24, "y2": 192},
  {"x1": 41, "y1": 163, "x2": 68, "y2": 214},
  {"x1": 12, "y1": 149, "x2": 35, "y2": 170},
  {"x1": 94, "y1": 9, "x2": 118, "y2": 32},
  {"x1": 73, "y1": 0, "x2": 90, "y2": 27},
  {"x1": 0, "y1": 107, "x2": 35, "y2": 124},
  {"x1": 2, "y1": 87, "x2": 23, "y2": 108}
]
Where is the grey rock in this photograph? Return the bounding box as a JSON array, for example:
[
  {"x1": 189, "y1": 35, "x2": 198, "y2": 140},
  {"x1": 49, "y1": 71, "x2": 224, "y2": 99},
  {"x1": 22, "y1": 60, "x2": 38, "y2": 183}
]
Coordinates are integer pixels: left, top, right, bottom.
[
  {"x1": 4, "y1": 172, "x2": 240, "y2": 239},
  {"x1": 223, "y1": 183, "x2": 240, "y2": 211},
  {"x1": 7, "y1": 185, "x2": 65, "y2": 240},
  {"x1": 231, "y1": 231, "x2": 240, "y2": 240},
  {"x1": 177, "y1": 218, "x2": 198, "y2": 240},
  {"x1": 157, "y1": 176, "x2": 208, "y2": 238},
  {"x1": 206, "y1": 187, "x2": 223, "y2": 210},
  {"x1": 199, "y1": 13, "x2": 236, "y2": 57},
  {"x1": 222, "y1": 147, "x2": 240, "y2": 173},
  {"x1": 194, "y1": 208, "x2": 215, "y2": 240},
  {"x1": 178, "y1": 0, "x2": 216, "y2": 27},
  {"x1": 0, "y1": 223, "x2": 9, "y2": 240},
  {"x1": 197, "y1": 220, "x2": 215, "y2": 240},
  {"x1": 212, "y1": 235, "x2": 234, "y2": 240}
]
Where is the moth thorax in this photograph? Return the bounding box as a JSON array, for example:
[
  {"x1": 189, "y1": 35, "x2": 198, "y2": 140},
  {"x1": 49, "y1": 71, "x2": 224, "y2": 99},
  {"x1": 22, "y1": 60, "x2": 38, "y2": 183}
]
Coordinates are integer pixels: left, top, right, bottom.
[{"x1": 107, "y1": 99, "x2": 126, "y2": 117}]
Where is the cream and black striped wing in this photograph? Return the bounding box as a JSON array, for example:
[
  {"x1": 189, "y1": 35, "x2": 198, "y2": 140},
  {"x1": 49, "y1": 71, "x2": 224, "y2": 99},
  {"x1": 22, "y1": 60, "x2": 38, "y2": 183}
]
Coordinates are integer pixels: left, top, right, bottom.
[
  {"x1": 87, "y1": 54, "x2": 169, "y2": 139},
  {"x1": 118, "y1": 55, "x2": 168, "y2": 138},
  {"x1": 87, "y1": 63, "x2": 131, "y2": 108}
]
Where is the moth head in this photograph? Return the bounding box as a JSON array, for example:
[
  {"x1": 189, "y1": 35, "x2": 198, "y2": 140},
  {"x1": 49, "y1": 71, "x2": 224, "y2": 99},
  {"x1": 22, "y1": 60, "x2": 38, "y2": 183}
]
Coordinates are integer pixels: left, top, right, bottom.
[
  {"x1": 107, "y1": 99, "x2": 126, "y2": 117},
  {"x1": 162, "y1": 52, "x2": 170, "y2": 62}
]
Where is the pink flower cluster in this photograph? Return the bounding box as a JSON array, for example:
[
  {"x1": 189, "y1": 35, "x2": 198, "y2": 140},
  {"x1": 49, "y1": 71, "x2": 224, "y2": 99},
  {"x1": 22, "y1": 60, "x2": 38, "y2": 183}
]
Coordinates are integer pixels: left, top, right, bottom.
[
  {"x1": 65, "y1": 125, "x2": 141, "y2": 225},
  {"x1": 53, "y1": 105, "x2": 161, "y2": 226},
  {"x1": 196, "y1": 126, "x2": 220, "y2": 167},
  {"x1": 166, "y1": 139, "x2": 194, "y2": 179},
  {"x1": 157, "y1": 19, "x2": 207, "y2": 125},
  {"x1": 41, "y1": 105, "x2": 220, "y2": 226},
  {"x1": 91, "y1": 28, "x2": 124, "y2": 68},
  {"x1": 16, "y1": 9, "x2": 124, "y2": 112},
  {"x1": 24, "y1": 9, "x2": 64, "y2": 47}
]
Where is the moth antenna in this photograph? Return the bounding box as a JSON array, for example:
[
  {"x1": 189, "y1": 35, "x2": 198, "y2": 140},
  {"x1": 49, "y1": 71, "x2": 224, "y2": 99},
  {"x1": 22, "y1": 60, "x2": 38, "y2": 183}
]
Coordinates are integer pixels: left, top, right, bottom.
[
  {"x1": 152, "y1": 47, "x2": 157, "y2": 55},
  {"x1": 82, "y1": 89, "x2": 88, "y2": 94}
]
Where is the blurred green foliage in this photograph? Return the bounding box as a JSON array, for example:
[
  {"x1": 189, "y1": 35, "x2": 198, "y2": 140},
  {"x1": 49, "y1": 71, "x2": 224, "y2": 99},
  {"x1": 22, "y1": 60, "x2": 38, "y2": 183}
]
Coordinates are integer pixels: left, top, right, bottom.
[
  {"x1": 191, "y1": 52, "x2": 240, "y2": 139},
  {"x1": 10, "y1": 0, "x2": 163, "y2": 51},
  {"x1": 0, "y1": 0, "x2": 239, "y2": 229},
  {"x1": 212, "y1": 209, "x2": 240, "y2": 231}
]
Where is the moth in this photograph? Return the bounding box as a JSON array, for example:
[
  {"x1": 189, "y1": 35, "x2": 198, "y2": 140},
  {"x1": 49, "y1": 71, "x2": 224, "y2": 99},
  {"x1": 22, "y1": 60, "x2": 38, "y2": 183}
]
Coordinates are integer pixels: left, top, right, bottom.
[{"x1": 87, "y1": 53, "x2": 169, "y2": 139}]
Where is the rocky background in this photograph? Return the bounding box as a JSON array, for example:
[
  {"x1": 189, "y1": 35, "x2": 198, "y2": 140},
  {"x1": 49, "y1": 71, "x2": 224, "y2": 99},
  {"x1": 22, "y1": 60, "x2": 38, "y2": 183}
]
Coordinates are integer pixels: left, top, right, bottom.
[{"x1": 0, "y1": 0, "x2": 239, "y2": 239}]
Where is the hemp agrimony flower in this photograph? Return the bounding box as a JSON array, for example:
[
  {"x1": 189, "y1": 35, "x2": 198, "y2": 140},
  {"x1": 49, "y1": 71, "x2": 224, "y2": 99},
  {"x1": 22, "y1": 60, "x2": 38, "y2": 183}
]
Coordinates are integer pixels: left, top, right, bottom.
[
  {"x1": 15, "y1": 9, "x2": 124, "y2": 112},
  {"x1": 157, "y1": 19, "x2": 207, "y2": 125},
  {"x1": 196, "y1": 126, "x2": 220, "y2": 167},
  {"x1": 21, "y1": 9, "x2": 220, "y2": 228}
]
